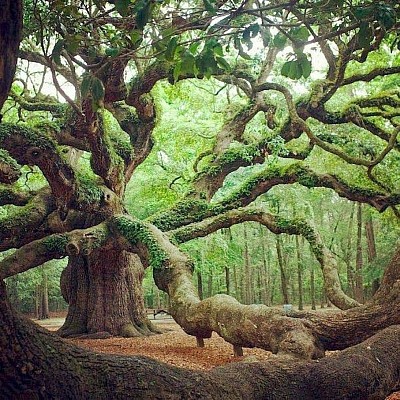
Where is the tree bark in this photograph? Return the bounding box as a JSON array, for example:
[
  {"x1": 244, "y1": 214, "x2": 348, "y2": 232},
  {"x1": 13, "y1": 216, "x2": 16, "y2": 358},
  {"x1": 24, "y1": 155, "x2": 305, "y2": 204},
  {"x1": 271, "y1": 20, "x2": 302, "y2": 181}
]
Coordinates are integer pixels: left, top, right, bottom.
[
  {"x1": 296, "y1": 235, "x2": 304, "y2": 310},
  {"x1": 59, "y1": 249, "x2": 157, "y2": 337},
  {"x1": 365, "y1": 213, "x2": 379, "y2": 295},
  {"x1": 243, "y1": 224, "x2": 252, "y2": 304},
  {"x1": 0, "y1": 0, "x2": 22, "y2": 112}
]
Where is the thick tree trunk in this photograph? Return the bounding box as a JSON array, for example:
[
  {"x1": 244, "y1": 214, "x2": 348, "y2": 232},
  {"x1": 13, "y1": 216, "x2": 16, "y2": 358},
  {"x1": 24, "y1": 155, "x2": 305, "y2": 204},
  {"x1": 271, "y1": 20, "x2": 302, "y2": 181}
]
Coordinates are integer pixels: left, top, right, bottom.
[
  {"x1": 0, "y1": 0, "x2": 22, "y2": 111},
  {"x1": 1, "y1": 279, "x2": 400, "y2": 399},
  {"x1": 59, "y1": 248, "x2": 156, "y2": 337},
  {"x1": 296, "y1": 235, "x2": 304, "y2": 311}
]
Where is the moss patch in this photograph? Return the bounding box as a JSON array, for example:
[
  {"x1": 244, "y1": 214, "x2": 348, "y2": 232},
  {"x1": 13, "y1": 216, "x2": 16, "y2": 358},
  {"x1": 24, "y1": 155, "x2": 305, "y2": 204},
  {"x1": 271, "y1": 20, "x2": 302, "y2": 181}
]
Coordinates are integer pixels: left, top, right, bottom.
[{"x1": 113, "y1": 216, "x2": 168, "y2": 269}]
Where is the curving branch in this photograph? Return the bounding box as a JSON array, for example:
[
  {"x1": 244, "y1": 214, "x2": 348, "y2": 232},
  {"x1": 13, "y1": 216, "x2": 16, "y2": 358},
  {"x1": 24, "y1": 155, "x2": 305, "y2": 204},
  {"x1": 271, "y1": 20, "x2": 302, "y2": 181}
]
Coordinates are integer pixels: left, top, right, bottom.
[
  {"x1": 105, "y1": 103, "x2": 153, "y2": 182},
  {"x1": 0, "y1": 123, "x2": 77, "y2": 209},
  {"x1": 342, "y1": 66, "x2": 400, "y2": 87},
  {"x1": 169, "y1": 207, "x2": 360, "y2": 310},
  {"x1": 8, "y1": 90, "x2": 67, "y2": 117},
  {"x1": 0, "y1": 223, "x2": 110, "y2": 280},
  {"x1": 111, "y1": 216, "x2": 400, "y2": 360},
  {"x1": 219, "y1": 162, "x2": 400, "y2": 212}
]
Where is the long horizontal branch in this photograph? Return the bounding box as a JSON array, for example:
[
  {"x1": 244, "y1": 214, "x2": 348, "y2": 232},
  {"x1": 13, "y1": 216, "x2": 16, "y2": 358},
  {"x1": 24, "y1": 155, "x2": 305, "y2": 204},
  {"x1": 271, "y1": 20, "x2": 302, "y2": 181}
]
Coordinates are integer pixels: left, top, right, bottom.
[
  {"x1": 8, "y1": 90, "x2": 67, "y2": 117},
  {"x1": 342, "y1": 66, "x2": 400, "y2": 86},
  {"x1": 151, "y1": 162, "x2": 399, "y2": 234},
  {"x1": 111, "y1": 215, "x2": 400, "y2": 359},
  {"x1": 219, "y1": 162, "x2": 400, "y2": 212},
  {"x1": 0, "y1": 223, "x2": 110, "y2": 279},
  {"x1": 169, "y1": 207, "x2": 359, "y2": 310},
  {"x1": 18, "y1": 49, "x2": 76, "y2": 83},
  {"x1": 2, "y1": 276, "x2": 399, "y2": 399}
]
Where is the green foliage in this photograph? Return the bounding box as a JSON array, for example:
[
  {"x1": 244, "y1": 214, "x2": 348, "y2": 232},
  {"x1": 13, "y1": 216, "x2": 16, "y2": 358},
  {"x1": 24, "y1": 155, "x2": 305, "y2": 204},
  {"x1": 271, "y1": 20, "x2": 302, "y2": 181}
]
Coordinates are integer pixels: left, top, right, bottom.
[
  {"x1": 113, "y1": 216, "x2": 168, "y2": 269},
  {"x1": 76, "y1": 172, "x2": 104, "y2": 207},
  {"x1": 42, "y1": 235, "x2": 69, "y2": 253},
  {"x1": 149, "y1": 198, "x2": 211, "y2": 231}
]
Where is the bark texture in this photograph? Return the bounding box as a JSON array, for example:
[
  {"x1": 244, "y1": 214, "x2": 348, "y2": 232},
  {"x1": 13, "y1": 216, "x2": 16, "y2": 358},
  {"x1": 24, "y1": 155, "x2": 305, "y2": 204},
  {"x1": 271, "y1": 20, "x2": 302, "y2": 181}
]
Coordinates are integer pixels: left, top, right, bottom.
[
  {"x1": 0, "y1": 0, "x2": 22, "y2": 112},
  {"x1": 59, "y1": 249, "x2": 156, "y2": 337}
]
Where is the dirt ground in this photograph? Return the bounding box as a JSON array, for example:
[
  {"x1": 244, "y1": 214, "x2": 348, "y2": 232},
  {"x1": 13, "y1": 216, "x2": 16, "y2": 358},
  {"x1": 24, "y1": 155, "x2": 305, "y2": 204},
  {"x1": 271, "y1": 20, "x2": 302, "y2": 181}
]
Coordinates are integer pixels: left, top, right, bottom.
[
  {"x1": 35, "y1": 316, "x2": 400, "y2": 398},
  {"x1": 36, "y1": 316, "x2": 273, "y2": 370}
]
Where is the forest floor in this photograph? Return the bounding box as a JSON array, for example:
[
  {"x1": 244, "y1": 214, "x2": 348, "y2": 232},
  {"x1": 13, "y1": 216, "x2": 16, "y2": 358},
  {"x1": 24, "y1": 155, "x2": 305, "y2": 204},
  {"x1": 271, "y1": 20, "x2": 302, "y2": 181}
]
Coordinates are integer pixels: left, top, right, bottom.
[
  {"x1": 34, "y1": 315, "x2": 400, "y2": 399},
  {"x1": 35, "y1": 316, "x2": 273, "y2": 370}
]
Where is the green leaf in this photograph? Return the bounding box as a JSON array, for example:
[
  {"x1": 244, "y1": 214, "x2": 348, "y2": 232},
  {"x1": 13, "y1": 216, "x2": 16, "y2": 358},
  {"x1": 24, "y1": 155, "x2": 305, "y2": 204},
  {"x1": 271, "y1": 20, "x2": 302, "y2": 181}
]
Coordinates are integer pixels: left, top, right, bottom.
[
  {"x1": 65, "y1": 36, "x2": 81, "y2": 54},
  {"x1": 290, "y1": 26, "x2": 309, "y2": 41},
  {"x1": 180, "y1": 51, "x2": 195, "y2": 75},
  {"x1": 203, "y1": 0, "x2": 216, "y2": 15},
  {"x1": 189, "y1": 42, "x2": 201, "y2": 54},
  {"x1": 115, "y1": 0, "x2": 131, "y2": 16},
  {"x1": 273, "y1": 33, "x2": 287, "y2": 49},
  {"x1": 136, "y1": 1, "x2": 152, "y2": 30},
  {"x1": 281, "y1": 61, "x2": 291, "y2": 77},
  {"x1": 51, "y1": 39, "x2": 65, "y2": 65},
  {"x1": 353, "y1": 6, "x2": 373, "y2": 20},
  {"x1": 173, "y1": 62, "x2": 181, "y2": 83},
  {"x1": 288, "y1": 61, "x2": 302, "y2": 80},
  {"x1": 358, "y1": 22, "x2": 373, "y2": 48},
  {"x1": 105, "y1": 47, "x2": 120, "y2": 57},
  {"x1": 299, "y1": 57, "x2": 312, "y2": 78},
  {"x1": 216, "y1": 56, "x2": 231, "y2": 72},
  {"x1": 165, "y1": 37, "x2": 178, "y2": 61},
  {"x1": 80, "y1": 74, "x2": 93, "y2": 99},
  {"x1": 91, "y1": 77, "x2": 105, "y2": 103}
]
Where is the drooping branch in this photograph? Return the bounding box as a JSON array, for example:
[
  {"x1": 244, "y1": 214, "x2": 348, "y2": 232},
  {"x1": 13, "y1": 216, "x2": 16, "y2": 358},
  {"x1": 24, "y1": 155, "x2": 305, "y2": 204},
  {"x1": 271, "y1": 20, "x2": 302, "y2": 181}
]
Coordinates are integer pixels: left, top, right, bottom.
[
  {"x1": 0, "y1": 223, "x2": 110, "y2": 280},
  {"x1": 169, "y1": 207, "x2": 360, "y2": 310},
  {"x1": 112, "y1": 216, "x2": 400, "y2": 359},
  {"x1": 218, "y1": 162, "x2": 400, "y2": 213},
  {"x1": 8, "y1": 90, "x2": 67, "y2": 117},
  {"x1": 152, "y1": 161, "x2": 399, "y2": 233}
]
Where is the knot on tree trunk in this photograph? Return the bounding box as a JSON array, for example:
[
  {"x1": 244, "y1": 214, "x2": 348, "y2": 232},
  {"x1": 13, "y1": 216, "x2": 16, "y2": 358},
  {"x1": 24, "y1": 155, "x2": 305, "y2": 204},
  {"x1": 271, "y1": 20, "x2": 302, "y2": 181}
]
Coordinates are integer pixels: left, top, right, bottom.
[{"x1": 25, "y1": 146, "x2": 44, "y2": 164}]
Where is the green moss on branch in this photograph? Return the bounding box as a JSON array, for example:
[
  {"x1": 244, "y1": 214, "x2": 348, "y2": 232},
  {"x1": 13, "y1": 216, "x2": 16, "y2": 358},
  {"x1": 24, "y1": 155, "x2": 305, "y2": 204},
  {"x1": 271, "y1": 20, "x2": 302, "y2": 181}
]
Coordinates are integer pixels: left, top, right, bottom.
[{"x1": 112, "y1": 216, "x2": 168, "y2": 269}]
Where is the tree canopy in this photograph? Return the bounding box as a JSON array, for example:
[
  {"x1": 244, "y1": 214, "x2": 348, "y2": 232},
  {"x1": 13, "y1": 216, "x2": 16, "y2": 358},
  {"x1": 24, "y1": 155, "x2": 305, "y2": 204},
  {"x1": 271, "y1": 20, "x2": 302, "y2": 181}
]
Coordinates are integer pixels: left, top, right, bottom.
[{"x1": 1, "y1": 0, "x2": 400, "y2": 398}]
